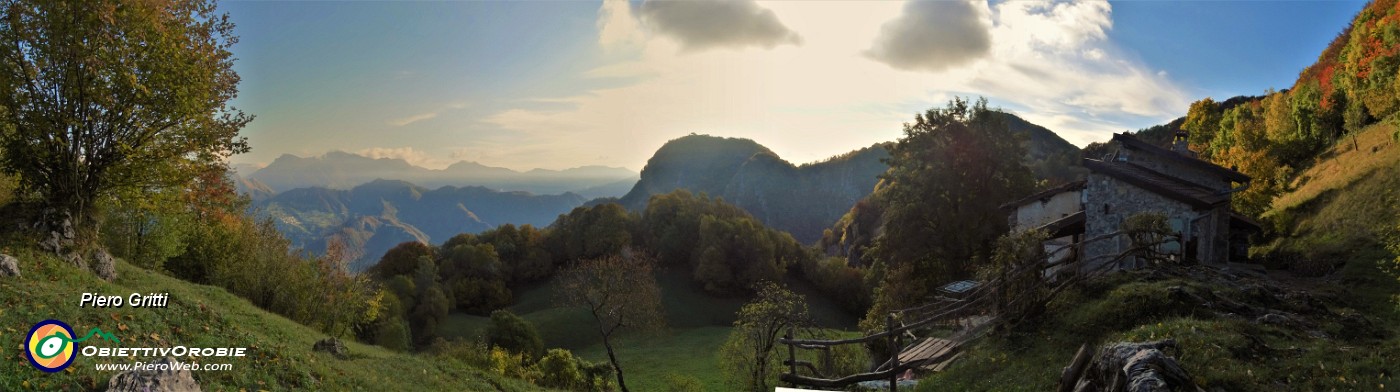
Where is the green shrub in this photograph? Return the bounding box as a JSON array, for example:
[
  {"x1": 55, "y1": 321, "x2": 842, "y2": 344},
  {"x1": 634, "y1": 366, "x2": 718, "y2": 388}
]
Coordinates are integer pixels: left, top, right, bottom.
[
  {"x1": 489, "y1": 347, "x2": 540, "y2": 383},
  {"x1": 487, "y1": 310, "x2": 544, "y2": 360},
  {"x1": 537, "y1": 349, "x2": 586, "y2": 390}
]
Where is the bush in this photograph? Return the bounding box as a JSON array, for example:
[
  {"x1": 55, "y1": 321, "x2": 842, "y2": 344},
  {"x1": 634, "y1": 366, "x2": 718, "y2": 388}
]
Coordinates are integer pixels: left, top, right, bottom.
[
  {"x1": 487, "y1": 310, "x2": 544, "y2": 360},
  {"x1": 489, "y1": 347, "x2": 540, "y2": 383},
  {"x1": 537, "y1": 349, "x2": 586, "y2": 390}
]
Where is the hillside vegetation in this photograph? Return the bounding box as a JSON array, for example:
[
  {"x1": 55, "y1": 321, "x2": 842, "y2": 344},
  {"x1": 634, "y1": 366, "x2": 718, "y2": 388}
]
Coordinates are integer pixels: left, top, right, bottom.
[
  {"x1": 0, "y1": 245, "x2": 544, "y2": 391},
  {"x1": 914, "y1": 118, "x2": 1400, "y2": 391},
  {"x1": 617, "y1": 134, "x2": 890, "y2": 244}
]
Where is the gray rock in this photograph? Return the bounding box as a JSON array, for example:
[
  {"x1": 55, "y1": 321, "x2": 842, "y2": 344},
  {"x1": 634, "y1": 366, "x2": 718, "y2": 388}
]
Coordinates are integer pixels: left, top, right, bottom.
[
  {"x1": 63, "y1": 251, "x2": 87, "y2": 270},
  {"x1": 39, "y1": 230, "x2": 63, "y2": 253},
  {"x1": 1065, "y1": 340, "x2": 1198, "y2": 392},
  {"x1": 106, "y1": 357, "x2": 201, "y2": 392},
  {"x1": 1255, "y1": 313, "x2": 1290, "y2": 326},
  {"x1": 0, "y1": 254, "x2": 18, "y2": 277},
  {"x1": 92, "y1": 248, "x2": 117, "y2": 282},
  {"x1": 313, "y1": 337, "x2": 349, "y2": 359}
]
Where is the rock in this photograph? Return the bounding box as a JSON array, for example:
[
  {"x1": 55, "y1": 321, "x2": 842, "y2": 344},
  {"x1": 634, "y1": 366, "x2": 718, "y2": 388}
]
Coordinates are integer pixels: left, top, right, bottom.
[
  {"x1": 63, "y1": 251, "x2": 88, "y2": 270},
  {"x1": 92, "y1": 248, "x2": 117, "y2": 282},
  {"x1": 1123, "y1": 349, "x2": 1193, "y2": 392},
  {"x1": 39, "y1": 230, "x2": 63, "y2": 253},
  {"x1": 313, "y1": 337, "x2": 349, "y2": 359},
  {"x1": 1255, "y1": 313, "x2": 1290, "y2": 326},
  {"x1": 106, "y1": 357, "x2": 201, "y2": 392},
  {"x1": 1063, "y1": 340, "x2": 1199, "y2": 392},
  {"x1": 0, "y1": 254, "x2": 18, "y2": 277}
]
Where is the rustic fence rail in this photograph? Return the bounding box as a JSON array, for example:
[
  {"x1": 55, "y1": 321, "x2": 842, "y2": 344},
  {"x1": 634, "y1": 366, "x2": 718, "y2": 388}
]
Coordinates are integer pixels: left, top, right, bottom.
[{"x1": 778, "y1": 229, "x2": 1179, "y2": 391}]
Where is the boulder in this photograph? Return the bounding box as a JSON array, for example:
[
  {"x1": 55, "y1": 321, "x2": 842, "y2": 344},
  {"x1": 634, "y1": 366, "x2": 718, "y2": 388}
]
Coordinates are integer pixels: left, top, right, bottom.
[
  {"x1": 0, "y1": 254, "x2": 18, "y2": 277},
  {"x1": 106, "y1": 357, "x2": 201, "y2": 392},
  {"x1": 313, "y1": 337, "x2": 349, "y2": 359},
  {"x1": 92, "y1": 248, "x2": 118, "y2": 281},
  {"x1": 1062, "y1": 340, "x2": 1201, "y2": 392},
  {"x1": 1255, "y1": 313, "x2": 1291, "y2": 326}
]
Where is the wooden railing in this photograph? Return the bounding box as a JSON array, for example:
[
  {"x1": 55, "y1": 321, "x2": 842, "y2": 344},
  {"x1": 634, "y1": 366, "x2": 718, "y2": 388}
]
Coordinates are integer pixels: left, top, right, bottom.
[{"x1": 778, "y1": 229, "x2": 1178, "y2": 391}]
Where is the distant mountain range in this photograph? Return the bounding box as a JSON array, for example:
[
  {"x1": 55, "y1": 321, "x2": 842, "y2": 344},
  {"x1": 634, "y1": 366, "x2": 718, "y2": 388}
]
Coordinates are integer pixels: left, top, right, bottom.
[
  {"x1": 257, "y1": 180, "x2": 587, "y2": 271},
  {"x1": 244, "y1": 112, "x2": 1082, "y2": 268},
  {"x1": 239, "y1": 151, "x2": 638, "y2": 199}
]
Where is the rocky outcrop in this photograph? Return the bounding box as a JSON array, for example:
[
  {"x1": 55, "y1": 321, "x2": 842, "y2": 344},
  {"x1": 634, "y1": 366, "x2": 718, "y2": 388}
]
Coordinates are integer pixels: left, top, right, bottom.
[
  {"x1": 313, "y1": 337, "x2": 349, "y2": 359},
  {"x1": 1059, "y1": 340, "x2": 1201, "y2": 392},
  {"x1": 37, "y1": 209, "x2": 76, "y2": 254},
  {"x1": 92, "y1": 248, "x2": 117, "y2": 281},
  {"x1": 106, "y1": 357, "x2": 201, "y2": 392},
  {"x1": 0, "y1": 254, "x2": 19, "y2": 277}
]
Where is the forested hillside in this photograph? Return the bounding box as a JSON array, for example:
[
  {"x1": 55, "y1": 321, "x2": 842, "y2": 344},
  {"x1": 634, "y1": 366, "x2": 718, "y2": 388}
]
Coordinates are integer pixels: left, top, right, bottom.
[{"x1": 620, "y1": 111, "x2": 1082, "y2": 245}]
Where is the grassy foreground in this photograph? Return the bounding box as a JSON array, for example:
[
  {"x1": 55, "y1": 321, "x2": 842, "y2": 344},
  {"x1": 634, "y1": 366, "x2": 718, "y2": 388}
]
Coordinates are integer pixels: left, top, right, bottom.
[{"x1": 0, "y1": 245, "x2": 544, "y2": 391}]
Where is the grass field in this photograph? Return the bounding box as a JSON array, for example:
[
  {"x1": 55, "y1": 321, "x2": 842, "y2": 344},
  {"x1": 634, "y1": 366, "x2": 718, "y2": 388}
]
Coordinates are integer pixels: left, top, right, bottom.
[
  {"x1": 440, "y1": 265, "x2": 863, "y2": 391},
  {"x1": 0, "y1": 245, "x2": 544, "y2": 391}
]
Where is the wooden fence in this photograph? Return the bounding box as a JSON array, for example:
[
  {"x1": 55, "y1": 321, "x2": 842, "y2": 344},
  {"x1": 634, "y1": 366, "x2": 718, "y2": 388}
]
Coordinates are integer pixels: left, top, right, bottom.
[{"x1": 778, "y1": 229, "x2": 1178, "y2": 391}]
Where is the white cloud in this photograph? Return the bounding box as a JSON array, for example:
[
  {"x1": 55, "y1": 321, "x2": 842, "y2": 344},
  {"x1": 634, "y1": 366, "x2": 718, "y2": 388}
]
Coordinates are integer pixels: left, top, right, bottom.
[
  {"x1": 486, "y1": 0, "x2": 1190, "y2": 170},
  {"x1": 865, "y1": 1, "x2": 993, "y2": 72},
  {"x1": 598, "y1": 0, "x2": 644, "y2": 51},
  {"x1": 386, "y1": 101, "x2": 470, "y2": 127},
  {"x1": 387, "y1": 112, "x2": 438, "y2": 127},
  {"x1": 638, "y1": 0, "x2": 801, "y2": 51}
]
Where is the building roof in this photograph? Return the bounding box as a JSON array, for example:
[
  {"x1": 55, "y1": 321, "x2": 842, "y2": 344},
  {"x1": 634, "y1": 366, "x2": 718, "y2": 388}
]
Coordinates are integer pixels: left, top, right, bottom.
[
  {"x1": 1112, "y1": 133, "x2": 1250, "y2": 183},
  {"x1": 999, "y1": 180, "x2": 1087, "y2": 210},
  {"x1": 1037, "y1": 210, "x2": 1086, "y2": 238},
  {"x1": 938, "y1": 280, "x2": 979, "y2": 295},
  {"x1": 1083, "y1": 158, "x2": 1231, "y2": 208}
]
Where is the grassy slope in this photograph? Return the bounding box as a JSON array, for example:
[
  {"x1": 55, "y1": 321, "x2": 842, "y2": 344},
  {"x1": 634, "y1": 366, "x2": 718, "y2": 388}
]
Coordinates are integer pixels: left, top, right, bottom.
[
  {"x1": 914, "y1": 122, "x2": 1400, "y2": 391},
  {"x1": 0, "y1": 246, "x2": 543, "y2": 392},
  {"x1": 441, "y1": 267, "x2": 862, "y2": 391}
]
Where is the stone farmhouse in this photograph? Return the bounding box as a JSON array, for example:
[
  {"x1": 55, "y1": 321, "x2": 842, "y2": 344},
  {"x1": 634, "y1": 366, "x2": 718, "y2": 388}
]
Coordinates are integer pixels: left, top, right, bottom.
[{"x1": 1003, "y1": 131, "x2": 1261, "y2": 272}]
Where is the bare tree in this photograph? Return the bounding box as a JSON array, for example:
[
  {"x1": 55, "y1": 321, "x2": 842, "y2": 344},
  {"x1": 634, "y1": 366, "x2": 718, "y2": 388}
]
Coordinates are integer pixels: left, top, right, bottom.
[{"x1": 556, "y1": 251, "x2": 665, "y2": 392}]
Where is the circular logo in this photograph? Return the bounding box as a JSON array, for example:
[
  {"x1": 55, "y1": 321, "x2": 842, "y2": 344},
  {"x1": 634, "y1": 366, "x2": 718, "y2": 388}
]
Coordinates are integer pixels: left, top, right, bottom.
[{"x1": 25, "y1": 320, "x2": 76, "y2": 373}]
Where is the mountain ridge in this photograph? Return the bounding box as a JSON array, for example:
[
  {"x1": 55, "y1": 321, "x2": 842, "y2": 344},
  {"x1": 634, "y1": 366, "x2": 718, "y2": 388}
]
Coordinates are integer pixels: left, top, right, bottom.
[{"x1": 246, "y1": 151, "x2": 638, "y2": 198}]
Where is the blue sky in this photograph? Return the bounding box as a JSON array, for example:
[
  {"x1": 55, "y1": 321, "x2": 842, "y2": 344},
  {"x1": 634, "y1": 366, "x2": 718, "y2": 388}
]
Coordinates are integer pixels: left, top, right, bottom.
[{"x1": 223, "y1": 0, "x2": 1366, "y2": 171}]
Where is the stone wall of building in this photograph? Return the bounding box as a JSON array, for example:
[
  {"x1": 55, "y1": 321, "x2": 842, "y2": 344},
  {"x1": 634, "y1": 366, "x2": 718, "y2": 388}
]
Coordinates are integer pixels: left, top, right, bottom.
[
  {"x1": 1083, "y1": 173, "x2": 1201, "y2": 271},
  {"x1": 1011, "y1": 190, "x2": 1083, "y2": 231}
]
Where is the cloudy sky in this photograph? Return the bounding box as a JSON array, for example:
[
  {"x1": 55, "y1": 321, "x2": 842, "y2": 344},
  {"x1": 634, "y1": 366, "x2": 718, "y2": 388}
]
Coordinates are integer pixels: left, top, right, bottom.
[{"x1": 224, "y1": 0, "x2": 1364, "y2": 171}]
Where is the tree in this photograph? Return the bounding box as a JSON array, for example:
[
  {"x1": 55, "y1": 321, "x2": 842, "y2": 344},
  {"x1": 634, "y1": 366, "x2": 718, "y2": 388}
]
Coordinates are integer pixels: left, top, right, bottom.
[
  {"x1": 0, "y1": 0, "x2": 251, "y2": 236},
  {"x1": 719, "y1": 281, "x2": 811, "y2": 392},
  {"x1": 486, "y1": 310, "x2": 544, "y2": 360},
  {"x1": 1183, "y1": 98, "x2": 1223, "y2": 157},
  {"x1": 556, "y1": 252, "x2": 665, "y2": 392},
  {"x1": 369, "y1": 241, "x2": 434, "y2": 279},
  {"x1": 872, "y1": 97, "x2": 1034, "y2": 288}
]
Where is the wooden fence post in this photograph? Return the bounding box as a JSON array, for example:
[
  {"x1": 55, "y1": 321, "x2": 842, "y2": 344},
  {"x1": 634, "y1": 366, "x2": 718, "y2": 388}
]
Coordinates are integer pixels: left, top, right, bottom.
[
  {"x1": 787, "y1": 326, "x2": 797, "y2": 381},
  {"x1": 887, "y1": 313, "x2": 898, "y2": 392}
]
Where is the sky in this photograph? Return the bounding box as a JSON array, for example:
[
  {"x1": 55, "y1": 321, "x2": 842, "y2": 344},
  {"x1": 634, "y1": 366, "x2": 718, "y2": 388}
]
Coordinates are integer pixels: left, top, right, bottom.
[{"x1": 223, "y1": 0, "x2": 1366, "y2": 172}]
